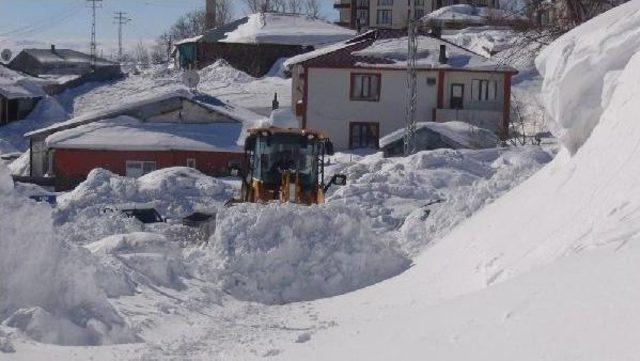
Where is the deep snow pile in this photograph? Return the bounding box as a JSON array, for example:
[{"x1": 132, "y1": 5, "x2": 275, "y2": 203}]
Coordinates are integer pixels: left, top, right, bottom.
[
  {"x1": 190, "y1": 203, "x2": 409, "y2": 304},
  {"x1": 268, "y1": 3, "x2": 640, "y2": 360},
  {"x1": 54, "y1": 167, "x2": 235, "y2": 245},
  {"x1": 0, "y1": 164, "x2": 136, "y2": 347},
  {"x1": 536, "y1": 3, "x2": 640, "y2": 154},
  {"x1": 327, "y1": 146, "x2": 554, "y2": 256}
]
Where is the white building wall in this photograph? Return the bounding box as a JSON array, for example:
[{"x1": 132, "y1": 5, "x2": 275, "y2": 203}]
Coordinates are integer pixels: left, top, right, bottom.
[
  {"x1": 369, "y1": 0, "x2": 434, "y2": 29},
  {"x1": 305, "y1": 67, "x2": 438, "y2": 150},
  {"x1": 442, "y1": 71, "x2": 505, "y2": 111}
]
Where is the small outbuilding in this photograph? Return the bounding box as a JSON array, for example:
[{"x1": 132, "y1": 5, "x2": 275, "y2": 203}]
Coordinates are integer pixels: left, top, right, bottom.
[
  {"x1": 0, "y1": 65, "x2": 43, "y2": 126},
  {"x1": 25, "y1": 90, "x2": 266, "y2": 190},
  {"x1": 174, "y1": 13, "x2": 355, "y2": 77},
  {"x1": 8, "y1": 46, "x2": 123, "y2": 94}
]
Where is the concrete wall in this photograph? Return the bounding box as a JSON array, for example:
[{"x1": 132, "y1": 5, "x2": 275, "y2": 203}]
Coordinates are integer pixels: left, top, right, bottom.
[
  {"x1": 305, "y1": 67, "x2": 438, "y2": 150},
  {"x1": 369, "y1": 0, "x2": 434, "y2": 29},
  {"x1": 300, "y1": 67, "x2": 509, "y2": 150}
]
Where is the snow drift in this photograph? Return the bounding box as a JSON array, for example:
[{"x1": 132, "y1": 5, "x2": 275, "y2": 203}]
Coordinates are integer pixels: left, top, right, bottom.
[
  {"x1": 0, "y1": 164, "x2": 137, "y2": 346},
  {"x1": 54, "y1": 168, "x2": 235, "y2": 245},
  {"x1": 272, "y1": 3, "x2": 640, "y2": 360},
  {"x1": 536, "y1": 1, "x2": 640, "y2": 153},
  {"x1": 191, "y1": 203, "x2": 410, "y2": 304}
]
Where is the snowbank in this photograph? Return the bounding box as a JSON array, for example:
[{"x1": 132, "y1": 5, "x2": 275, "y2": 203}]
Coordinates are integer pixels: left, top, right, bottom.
[
  {"x1": 191, "y1": 203, "x2": 410, "y2": 304},
  {"x1": 220, "y1": 13, "x2": 355, "y2": 46},
  {"x1": 55, "y1": 168, "x2": 235, "y2": 245},
  {"x1": 327, "y1": 146, "x2": 553, "y2": 256},
  {"x1": 272, "y1": 5, "x2": 640, "y2": 360},
  {"x1": 0, "y1": 163, "x2": 137, "y2": 346},
  {"x1": 536, "y1": 0, "x2": 640, "y2": 153}
]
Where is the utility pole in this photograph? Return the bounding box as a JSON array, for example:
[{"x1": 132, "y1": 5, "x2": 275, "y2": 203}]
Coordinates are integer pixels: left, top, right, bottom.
[
  {"x1": 113, "y1": 11, "x2": 132, "y2": 61},
  {"x1": 404, "y1": 0, "x2": 418, "y2": 156},
  {"x1": 205, "y1": 0, "x2": 217, "y2": 29},
  {"x1": 87, "y1": 0, "x2": 103, "y2": 68}
]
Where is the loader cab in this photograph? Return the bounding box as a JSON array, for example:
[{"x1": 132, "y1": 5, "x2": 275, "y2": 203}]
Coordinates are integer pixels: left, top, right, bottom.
[{"x1": 239, "y1": 127, "x2": 343, "y2": 205}]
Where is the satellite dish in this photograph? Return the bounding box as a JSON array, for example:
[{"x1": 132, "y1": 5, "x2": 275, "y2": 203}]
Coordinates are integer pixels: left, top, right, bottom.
[
  {"x1": 182, "y1": 70, "x2": 200, "y2": 90},
  {"x1": 1, "y1": 49, "x2": 12, "y2": 62}
]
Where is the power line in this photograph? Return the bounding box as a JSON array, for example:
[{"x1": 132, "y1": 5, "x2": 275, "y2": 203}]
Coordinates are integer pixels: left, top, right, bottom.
[
  {"x1": 87, "y1": 0, "x2": 103, "y2": 68},
  {"x1": 113, "y1": 11, "x2": 132, "y2": 60}
]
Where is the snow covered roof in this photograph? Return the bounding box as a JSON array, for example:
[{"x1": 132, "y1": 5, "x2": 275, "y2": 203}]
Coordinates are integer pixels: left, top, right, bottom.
[
  {"x1": 0, "y1": 64, "x2": 45, "y2": 99},
  {"x1": 286, "y1": 29, "x2": 517, "y2": 72},
  {"x1": 379, "y1": 121, "x2": 498, "y2": 149},
  {"x1": 199, "y1": 13, "x2": 356, "y2": 46},
  {"x1": 17, "y1": 48, "x2": 116, "y2": 68},
  {"x1": 45, "y1": 115, "x2": 244, "y2": 153},
  {"x1": 421, "y1": 4, "x2": 527, "y2": 24},
  {"x1": 26, "y1": 88, "x2": 266, "y2": 139}
]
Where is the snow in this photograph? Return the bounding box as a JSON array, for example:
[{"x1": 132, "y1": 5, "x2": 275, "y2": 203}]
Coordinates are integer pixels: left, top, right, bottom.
[
  {"x1": 220, "y1": 13, "x2": 355, "y2": 46},
  {"x1": 189, "y1": 203, "x2": 410, "y2": 304},
  {"x1": 268, "y1": 108, "x2": 299, "y2": 129},
  {"x1": 45, "y1": 115, "x2": 244, "y2": 153},
  {"x1": 0, "y1": 163, "x2": 137, "y2": 347},
  {"x1": 422, "y1": 4, "x2": 527, "y2": 23},
  {"x1": 536, "y1": 0, "x2": 640, "y2": 154},
  {"x1": 352, "y1": 35, "x2": 517, "y2": 71},
  {"x1": 379, "y1": 121, "x2": 498, "y2": 149},
  {"x1": 283, "y1": 38, "x2": 362, "y2": 71},
  {"x1": 0, "y1": 65, "x2": 44, "y2": 99}
]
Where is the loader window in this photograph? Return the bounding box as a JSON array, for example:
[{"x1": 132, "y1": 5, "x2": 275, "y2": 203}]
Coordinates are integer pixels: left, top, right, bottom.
[{"x1": 257, "y1": 135, "x2": 318, "y2": 186}]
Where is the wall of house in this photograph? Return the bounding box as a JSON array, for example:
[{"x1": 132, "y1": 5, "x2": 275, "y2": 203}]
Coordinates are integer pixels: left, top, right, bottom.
[
  {"x1": 301, "y1": 67, "x2": 511, "y2": 150},
  {"x1": 196, "y1": 42, "x2": 313, "y2": 77},
  {"x1": 305, "y1": 67, "x2": 438, "y2": 150},
  {"x1": 52, "y1": 148, "x2": 244, "y2": 191}
]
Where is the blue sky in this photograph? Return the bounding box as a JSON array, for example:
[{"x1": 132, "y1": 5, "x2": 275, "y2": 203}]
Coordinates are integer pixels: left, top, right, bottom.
[{"x1": 0, "y1": 0, "x2": 336, "y2": 51}]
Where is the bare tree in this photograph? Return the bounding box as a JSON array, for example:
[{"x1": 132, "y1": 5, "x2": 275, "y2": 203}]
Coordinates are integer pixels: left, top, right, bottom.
[
  {"x1": 305, "y1": 0, "x2": 322, "y2": 18},
  {"x1": 243, "y1": 0, "x2": 263, "y2": 13},
  {"x1": 287, "y1": 0, "x2": 305, "y2": 13},
  {"x1": 134, "y1": 41, "x2": 150, "y2": 68}
]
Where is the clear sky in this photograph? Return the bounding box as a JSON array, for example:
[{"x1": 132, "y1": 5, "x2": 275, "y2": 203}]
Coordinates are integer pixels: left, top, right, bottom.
[{"x1": 0, "y1": 0, "x2": 337, "y2": 52}]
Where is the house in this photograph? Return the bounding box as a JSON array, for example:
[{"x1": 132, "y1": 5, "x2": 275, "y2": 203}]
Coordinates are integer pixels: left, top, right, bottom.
[
  {"x1": 174, "y1": 13, "x2": 355, "y2": 77},
  {"x1": 0, "y1": 64, "x2": 44, "y2": 125},
  {"x1": 421, "y1": 4, "x2": 528, "y2": 29},
  {"x1": 8, "y1": 46, "x2": 122, "y2": 94},
  {"x1": 284, "y1": 29, "x2": 518, "y2": 150},
  {"x1": 25, "y1": 90, "x2": 266, "y2": 190},
  {"x1": 334, "y1": 0, "x2": 500, "y2": 30}
]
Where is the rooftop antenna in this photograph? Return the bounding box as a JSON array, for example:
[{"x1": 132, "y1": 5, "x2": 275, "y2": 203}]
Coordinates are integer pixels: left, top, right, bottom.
[
  {"x1": 404, "y1": 0, "x2": 418, "y2": 156},
  {"x1": 87, "y1": 0, "x2": 103, "y2": 69},
  {"x1": 113, "y1": 11, "x2": 132, "y2": 61}
]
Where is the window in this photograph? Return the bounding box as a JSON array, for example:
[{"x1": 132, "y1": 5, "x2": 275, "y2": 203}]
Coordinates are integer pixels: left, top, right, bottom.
[
  {"x1": 126, "y1": 160, "x2": 156, "y2": 178},
  {"x1": 378, "y1": 0, "x2": 393, "y2": 5},
  {"x1": 376, "y1": 9, "x2": 392, "y2": 25},
  {"x1": 413, "y1": 0, "x2": 425, "y2": 5},
  {"x1": 357, "y1": 9, "x2": 369, "y2": 26},
  {"x1": 472, "y1": 79, "x2": 498, "y2": 102},
  {"x1": 351, "y1": 73, "x2": 381, "y2": 101},
  {"x1": 414, "y1": 8, "x2": 425, "y2": 19},
  {"x1": 350, "y1": 122, "x2": 380, "y2": 149},
  {"x1": 186, "y1": 158, "x2": 197, "y2": 168}
]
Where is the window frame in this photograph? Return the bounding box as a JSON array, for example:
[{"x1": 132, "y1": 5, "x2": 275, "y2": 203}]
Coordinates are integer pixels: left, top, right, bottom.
[
  {"x1": 472, "y1": 79, "x2": 498, "y2": 102},
  {"x1": 376, "y1": 9, "x2": 393, "y2": 25},
  {"x1": 126, "y1": 160, "x2": 157, "y2": 178},
  {"x1": 349, "y1": 122, "x2": 380, "y2": 150},
  {"x1": 186, "y1": 158, "x2": 197, "y2": 168},
  {"x1": 350, "y1": 73, "x2": 382, "y2": 102}
]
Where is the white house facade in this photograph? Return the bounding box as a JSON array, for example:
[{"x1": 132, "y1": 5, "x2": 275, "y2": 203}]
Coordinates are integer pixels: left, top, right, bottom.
[{"x1": 286, "y1": 30, "x2": 517, "y2": 151}]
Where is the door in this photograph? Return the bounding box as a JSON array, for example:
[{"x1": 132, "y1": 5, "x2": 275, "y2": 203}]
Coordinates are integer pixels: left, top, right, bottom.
[
  {"x1": 349, "y1": 122, "x2": 380, "y2": 149},
  {"x1": 450, "y1": 83, "x2": 464, "y2": 109}
]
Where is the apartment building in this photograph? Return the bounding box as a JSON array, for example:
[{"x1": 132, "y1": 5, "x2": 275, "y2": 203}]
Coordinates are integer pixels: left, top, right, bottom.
[{"x1": 334, "y1": 0, "x2": 499, "y2": 29}]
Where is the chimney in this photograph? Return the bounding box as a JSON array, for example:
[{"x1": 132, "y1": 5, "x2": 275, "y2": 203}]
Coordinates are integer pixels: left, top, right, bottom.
[
  {"x1": 272, "y1": 92, "x2": 280, "y2": 110},
  {"x1": 51, "y1": 44, "x2": 56, "y2": 53},
  {"x1": 439, "y1": 44, "x2": 447, "y2": 64},
  {"x1": 205, "y1": 0, "x2": 217, "y2": 29}
]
